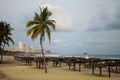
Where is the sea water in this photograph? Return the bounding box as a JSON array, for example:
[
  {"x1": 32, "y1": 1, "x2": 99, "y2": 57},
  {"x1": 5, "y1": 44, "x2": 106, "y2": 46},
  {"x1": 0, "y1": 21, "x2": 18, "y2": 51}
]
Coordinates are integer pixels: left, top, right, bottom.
[
  {"x1": 90, "y1": 55, "x2": 120, "y2": 59},
  {"x1": 63, "y1": 53, "x2": 120, "y2": 59}
]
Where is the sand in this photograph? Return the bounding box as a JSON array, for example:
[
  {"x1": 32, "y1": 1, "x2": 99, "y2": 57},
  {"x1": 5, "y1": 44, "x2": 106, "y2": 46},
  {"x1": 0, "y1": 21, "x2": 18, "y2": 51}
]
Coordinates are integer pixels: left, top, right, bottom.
[{"x1": 0, "y1": 56, "x2": 120, "y2": 80}]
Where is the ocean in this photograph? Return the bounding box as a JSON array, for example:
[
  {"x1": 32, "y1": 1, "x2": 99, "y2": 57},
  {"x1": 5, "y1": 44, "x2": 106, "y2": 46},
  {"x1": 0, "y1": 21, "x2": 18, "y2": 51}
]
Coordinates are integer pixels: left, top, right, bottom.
[
  {"x1": 62, "y1": 53, "x2": 120, "y2": 59},
  {"x1": 90, "y1": 55, "x2": 120, "y2": 59}
]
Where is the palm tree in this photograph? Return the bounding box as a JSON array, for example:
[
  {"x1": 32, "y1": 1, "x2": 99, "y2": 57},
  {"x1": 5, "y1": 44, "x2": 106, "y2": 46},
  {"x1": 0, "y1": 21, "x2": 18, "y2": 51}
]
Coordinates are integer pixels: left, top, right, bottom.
[
  {"x1": 26, "y1": 6, "x2": 56, "y2": 73},
  {"x1": 0, "y1": 21, "x2": 14, "y2": 62}
]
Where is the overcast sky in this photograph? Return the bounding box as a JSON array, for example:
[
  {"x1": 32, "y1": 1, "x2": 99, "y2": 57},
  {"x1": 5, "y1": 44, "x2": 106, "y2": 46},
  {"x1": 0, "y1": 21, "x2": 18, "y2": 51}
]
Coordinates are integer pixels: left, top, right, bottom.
[{"x1": 0, "y1": 0, "x2": 120, "y2": 55}]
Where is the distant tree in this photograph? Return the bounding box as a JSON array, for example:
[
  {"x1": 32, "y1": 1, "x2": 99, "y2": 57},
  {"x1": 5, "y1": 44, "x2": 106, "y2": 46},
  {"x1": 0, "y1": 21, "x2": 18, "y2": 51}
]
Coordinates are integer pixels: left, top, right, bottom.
[
  {"x1": 26, "y1": 6, "x2": 56, "y2": 73},
  {"x1": 0, "y1": 21, "x2": 14, "y2": 62}
]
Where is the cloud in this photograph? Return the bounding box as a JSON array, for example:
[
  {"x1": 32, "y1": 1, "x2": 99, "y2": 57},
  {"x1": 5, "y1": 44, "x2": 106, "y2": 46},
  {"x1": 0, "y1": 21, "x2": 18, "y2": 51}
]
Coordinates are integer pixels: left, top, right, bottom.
[
  {"x1": 43, "y1": 4, "x2": 73, "y2": 31},
  {"x1": 87, "y1": 3, "x2": 120, "y2": 31},
  {"x1": 51, "y1": 39, "x2": 62, "y2": 44},
  {"x1": 86, "y1": 38, "x2": 120, "y2": 48},
  {"x1": 74, "y1": 43, "x2": 82, "y2": 47}
]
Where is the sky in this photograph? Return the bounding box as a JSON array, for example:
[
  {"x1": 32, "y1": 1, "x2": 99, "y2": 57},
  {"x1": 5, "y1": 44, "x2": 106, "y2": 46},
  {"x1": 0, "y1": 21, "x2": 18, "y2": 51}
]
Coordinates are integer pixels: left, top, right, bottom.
[{"x1": 0, "y1": 0, "x2": 120, "y2": 56}]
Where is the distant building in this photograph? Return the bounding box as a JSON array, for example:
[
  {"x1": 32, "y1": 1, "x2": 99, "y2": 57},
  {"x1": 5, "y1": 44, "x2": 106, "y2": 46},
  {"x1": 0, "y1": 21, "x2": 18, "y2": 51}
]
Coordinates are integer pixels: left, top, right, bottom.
[
  {"x1": 9, "y1": 41, "x2": 34, "y2": 52},
  {"x1": 19, "y1": 41, "x2": 25, "y2": 52},
  {"x1": 8, "y1": 47, "x2": 18, "y2": 52},
  {"x1": 7, "y1": 41, "x2": 57, "y2": 54},
  {"x1": 26, "y1": 46, "x2": 33, "y2": 53}
]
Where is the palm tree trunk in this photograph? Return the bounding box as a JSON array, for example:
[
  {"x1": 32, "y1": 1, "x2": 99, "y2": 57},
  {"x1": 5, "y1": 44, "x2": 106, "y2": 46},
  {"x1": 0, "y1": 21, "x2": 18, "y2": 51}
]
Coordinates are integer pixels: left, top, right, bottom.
[
  {"x1": 0, "y1": 51, "x2": 3, "y2": 62},
  {"x1": 40, "y1": 42, "x2": 47, "y2": 73},
  {"x1": 0, "y1": 47, "x2": 3, "y2": 62},
  {"x1": 1, "y1": 44, "x2": 5, "y2": 62}
]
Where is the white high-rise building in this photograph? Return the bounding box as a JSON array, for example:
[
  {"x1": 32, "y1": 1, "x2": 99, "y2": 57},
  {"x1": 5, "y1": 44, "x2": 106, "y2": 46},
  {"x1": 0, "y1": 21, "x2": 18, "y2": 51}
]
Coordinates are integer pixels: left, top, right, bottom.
[
  {"x1": 26, "y1": 46, "x2": 33, "y2": 52},
  {"x1": 19, "y1": 41, "x2": 25, "y2": 52}
]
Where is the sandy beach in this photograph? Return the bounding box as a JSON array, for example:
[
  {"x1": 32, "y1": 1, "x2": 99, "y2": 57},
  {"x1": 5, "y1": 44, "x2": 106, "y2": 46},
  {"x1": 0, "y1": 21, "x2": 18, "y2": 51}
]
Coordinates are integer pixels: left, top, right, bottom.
[{"x1": 0, "y1": 56, "x2": 120, "y2": 80}]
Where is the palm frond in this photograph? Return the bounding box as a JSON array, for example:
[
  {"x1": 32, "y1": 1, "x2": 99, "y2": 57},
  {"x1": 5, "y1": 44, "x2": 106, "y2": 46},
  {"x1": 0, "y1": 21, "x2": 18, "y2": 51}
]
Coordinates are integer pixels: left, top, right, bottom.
[
  {"x1": 27, "y1": 26, "x2": 38, "y2": 36},
  {"x1": 31, "y1": 24, "x2": 44, "y2": 40},
  {"x1": 31, "y1": 29, "x2": 39, "y2": 40},
  {"x1": 39, "y1": 6, "x2": 42, "y2": 15},
  {"x1": 47, "y1": 11, "x2": 52, "y2": 17},
  {"x1": 5, "y1": 36, "x2": 15, "y2": 46},
  {"x1": 8, "y1": 36, "x2": 15, "y2": 45},
  {"x1": 34, "y1": 12, "x2": 41, "y2": 21},
  {"x1": 26, "y1": 21, "x2": 38, "y2": 27},
  {"x1": 43, "y1": 7, "x2": 48, "y2": 15},
  {"x1": 46, "y1": 20, "x2": 56, "y2": 30}
]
